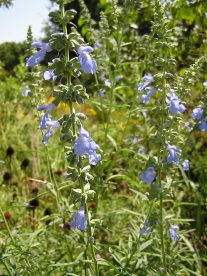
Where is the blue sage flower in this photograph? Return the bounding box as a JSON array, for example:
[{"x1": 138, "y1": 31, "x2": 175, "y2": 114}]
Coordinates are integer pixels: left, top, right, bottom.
[
  {"x1": 167, "y1": 144, "x2": 181, "y2": 165},
  {"x1": 38, "y1": 103, "x2": 56, "y2": 111},
  {"x1": 25, "y1": 41, "x2": 52, "y2": 67},
  {"x1": 184, "y1": 122, "x2": 192, "y2": 132},
  {"x1": 140, "y1": 166, "x2": 156, "y2": 185},
  {"x1": 182, "y1": 160, "x2": 189, "y2": 171},
  {"x1": 199, "y1": 118, "x2": 207, "y2": 131},
  {"x1": 74, "y1": 126, "x2": 101, "y2": 165},
  {"x1": 70, "y1": 206, "x2": 87, "y2": 231},
  {"x1": 138, "y1": 74, "x2": 154, "y2": 91},
  {"x1": 22, "y1": 86, "x2": 31, "y2": 96},
  {"x1": 44, "y1": 69, "x2": 57, "y2": 81},
  {"x1": 42, "y1": 128, "x2": 55, "y2": 144},
  {"x1": 192, "y1": 107, "x2": 203, "y2": 120},
  {"x1": 140, "y1": 221, "x2": 151, "y2": 234},
  {"x1": 166, "y1": 89, "x2": 185, "y2": 115},
  {"x1": 169, "y1": 225, "x2": 179, "y2": 241},
  {"x1": 141, "y1": 87, "x2": 156, "y2": 104},
  {"x1": 40, "y1": 112, "x2": 51, "y2": 130},
  {"x1": 77, "y1": 46, "x2": 97, "y2": 74}
]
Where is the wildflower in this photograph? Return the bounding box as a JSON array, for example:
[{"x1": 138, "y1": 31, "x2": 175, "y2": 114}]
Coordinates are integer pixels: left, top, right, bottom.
[
  {"x1": 99, "y1": 89, "x2": 105, "y2": 97},
  {"x1": 77, "y1": 45, "x2": 97, "y2": 74},
  {"x1": 44, "y1": 69, "x2": 57, "y2": 81},
  {"x1": 105, "y1": 79, "x2": 111, "y2": 87},
  {"x1": 25, "y1": 41, "x2": 52, "y2": 67},
  {"x1": 139, "y1": 146, "x2": 145, "y2": 154},
  {"x1": 167, "y1": 144, "x2": 181, "y2": 165},
  {"x1": 74, "y1": 126, "x2": 101, "y2": 165},
  {"x1": 141, "y1": 87, "x2": 156, "y2": 104},
  {"x1": 70, "y1": 206, "x2": 87, "y2": 231},
  {"x1": 199, "y1": 118, "x2": 207, "y2": 131},
  {"x1": 40, "y1": 112, "x2": 51, "y2": 130},
  {"x1": 182, "y1": 160, "x2": 189, "y2": 171},
  {"x1": 192, "y1": 107, "x2": 203, "y2": 120},
  {"x1": 95, "y1": 41, "x2": 101, "y2": 48},
  {"x1": 38, "y1": 103, "x2": 56, "y2": 111},
  {"x1": 42, "y1": 128, "x2": 55, "y2": 144},
  {"x1": 169, "y1": 225, "x2": 179, "y2": 241},
  {"x1": 132, "y1": 137, "x2": 139, "y2": 144},
  {"x1": 138, "y1": 73, "x2": 154, "y2": 91},
  {"x1": 141, "y1": 109, "x2": 147, "y2": 118},
  {"x1": 140, "y1": 221, "x2": 151, "y2": 234},
  {"x1": 184, "y1": 122, "x2": 192, "y2": 132},
  {"x1": 22, "y1": 86, "x2": 31, "y2": 96},
  {"x1": 140, "y1": 166, "x2": 156, "y2": 185},
  {"x1": 203, "y1": 81, "x2": 207, "y2": 88},
  {"x1": 166, "y1": 89, "x2": 185, "y2": 115}
]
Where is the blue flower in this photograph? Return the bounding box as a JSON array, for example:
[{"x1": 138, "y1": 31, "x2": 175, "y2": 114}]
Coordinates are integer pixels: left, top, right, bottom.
[
  {"x1": 140, "y1": 221, "x2": 151, "y2": 234},
  {"x1": 184, "y1": 122, "x2": 192, "y2": 132},
  {"x1": 138, "y1": 74, "x2": 154, "y2": 91},
  {"x1": 40, "y1": 112, "x2": 51, "y2": 130},
  {"x1": 140, "y1": 166, "x2": 156, "y2": 185},
  {"x1": 77, "y1": 46, "x2": 97, "y2": 74},
  {"x1": 22, "y1": 86, "x2": 31, "y2": 96},
  {"x1": 139, "y1": 146, "x2": 145, "y2": 155},
  {"x1": 25, "y1": 41, "x2": 52, "y2": 67},
  {"x1": 167, "y1": 144, "x2": 181, "y2": 165},
  {"x1": 74, "y1": 126, "x2": 101, "y2": 165},
  {"x1": 199, "y1": 118, "x2": 207, "y2": 131},
  {"x1": 42, "y1": 128, "x2": 55, "y2": 144},
  {"x1": 169, "y1": 225, "x2": 179, "y2": 241},
  {"x1": 38, "y1": 103, "x2": 56, "y2": 111},
  {"x1": 44, "y1": 69, "x2": 57, "y2": 81},
  {"x1": 192, "y1": 107, "x2": 203, "y2": 120},
  {"x1": 166, "y1": 89, "x2": 185, "y2": 115},
  {"x1": 70, "y1": 206, "x2": 87, "y2": 231},
  {"x1": 182, "y1": 160, "x2": 189, "y2": 171},
  {"x1": 141, "y1": 87, "x2": 156, "y2": 104}
]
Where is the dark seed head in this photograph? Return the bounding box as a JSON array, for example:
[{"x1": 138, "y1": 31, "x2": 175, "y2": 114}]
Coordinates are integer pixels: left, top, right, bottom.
[
  {"x1": 21, "y1": 159, "x2": 30, "y2": 170},
  {"x1": 3, "y1": 172, "x2": 12, "y2": 182},
  {"x1": 28, "y1": 198, "x2": 39, "y2": 210},
  {"x1": 31, "y1": 187, "x2": 39, "y2": 195},
  {"x1": 4, "y1": 211, "x2": 12, "y2": 220},
  {"x1": 44, "y1": 208, "x2": 52, "y2": 216},
  {"x1": 6, "y1": 146, "x2": 14, "y2": 157}
]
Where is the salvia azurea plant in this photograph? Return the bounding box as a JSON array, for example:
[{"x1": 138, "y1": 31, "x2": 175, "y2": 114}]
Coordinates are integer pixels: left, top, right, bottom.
[{"x1": 0, "y1": 0, "x2": 206, "y2": 275}]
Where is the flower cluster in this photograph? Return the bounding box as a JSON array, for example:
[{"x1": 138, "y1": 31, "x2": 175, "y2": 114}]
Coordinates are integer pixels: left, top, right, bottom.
[
  {"x1": 38, "y1": 103, "x2": 60, "y2": 144},
  {"x1": 138, "y1": 74, "x2": 156, "y2": 104}
]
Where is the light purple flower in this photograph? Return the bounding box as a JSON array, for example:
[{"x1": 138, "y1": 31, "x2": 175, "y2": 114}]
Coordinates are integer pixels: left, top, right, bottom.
[
  {"x1": 77, "y1": 46, "x2": 97, "y2": 74},
  {"x1": 199, "y1": 118, "x2": 207, "y2": 131},
  {"x1": 132, "y1": 137, "x2": 139, "y2": 144},
  {"x1": 167, "y1": 144, "x2": 181, "y2": 165},
  {"x1": 38, "y1": 103, "x2": 56, "y2": 111},
  {"x1": 70, "y1": 206, "x2": 87, "y2": 231},
  {"x1": 184, "y1": 122, "x2": 192, "y2": 132},
  {"x1": 140, "y1": 222, "x2": 151, "y2": 234},
  {"x1": 139, "y1": 146, "x2": 145, "y2": 155},
  {"x1": 74, "y1": 126, "x2": 101, "y2": 165},
  {"x1": 140, "y1": 166, "x2": 156, "y2": 185},
  {"x1": 25, "y1": 41, "x2": 52, "y2": 67},
  {"x1": 42, "y1": 128, "x2": 55, "y2": 144},
  {"x1": 166, "y1": 89, "x2": 185, "y2": 115},
  {"x1": 95, "y1": 41, "x2": 101, "y2": 48},
  {"x1": 141, "y1": 87, "x2": 156, "y2": 104},
  {"x1": 22, "y1": 86, "x2": 31, "y2": 96},
  {"x1": 44, "y1": 69, "x2": 57, "y2": 81},
  {"x1": 169, "y1": 225, "x2": 179, "y2": 241},
  {"x1": 182, "y1": 160, "x2": 189, "y2": 171},
  {"x1": 138, "y1": 74, "x2": 154, "y2": 91},
  {"x1": 192, "y1": 108, "x2": 203, "y2": 120},
  {"x1": 40, "y1": 112, "x2": 51, "y2": 130},
  {"x1": 105, "y1": 79, "x2": 111, "y2": 87},
  {"x1": 99, "y1": 89, "x2": 105, "y2": 97}
]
